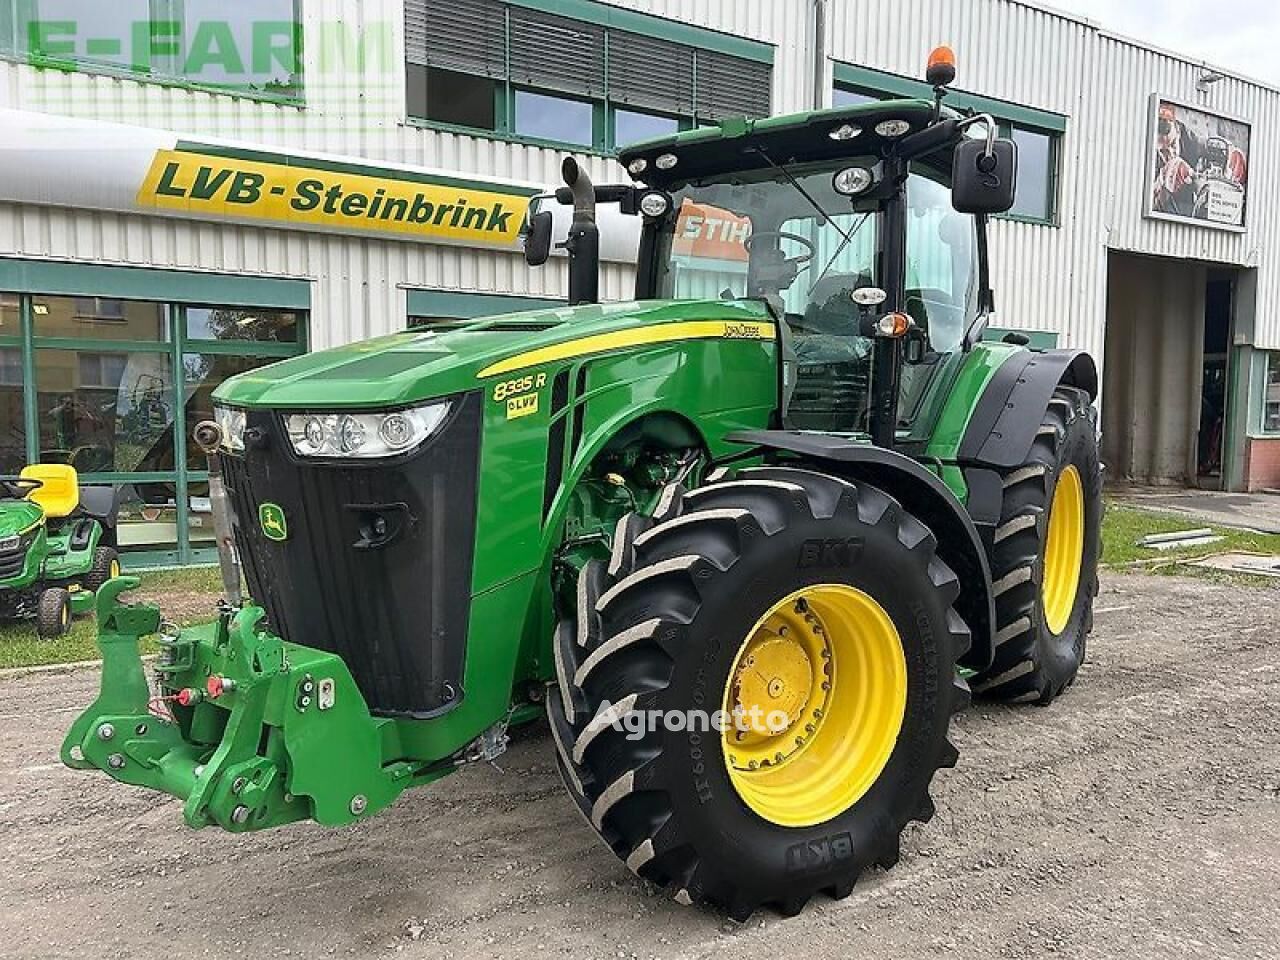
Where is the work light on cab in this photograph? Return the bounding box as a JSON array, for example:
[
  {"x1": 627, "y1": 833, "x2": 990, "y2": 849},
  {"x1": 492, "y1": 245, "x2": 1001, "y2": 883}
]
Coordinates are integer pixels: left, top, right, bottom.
[
  {"x1": 833, "y1": 166, "x2": 875, "y2": 196},
  {"x1": 282, "y1": 400, "x2": 452, "y2": 458},
  {"x1": 874, "y1": 118, "x2": 913, "y2": 138}
]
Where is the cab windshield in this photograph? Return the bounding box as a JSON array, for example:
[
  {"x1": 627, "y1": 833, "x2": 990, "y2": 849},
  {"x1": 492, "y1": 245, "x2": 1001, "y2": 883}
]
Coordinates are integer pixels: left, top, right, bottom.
[{"x1": 653, "y1": 162, "x2": 978, "y2": 433}]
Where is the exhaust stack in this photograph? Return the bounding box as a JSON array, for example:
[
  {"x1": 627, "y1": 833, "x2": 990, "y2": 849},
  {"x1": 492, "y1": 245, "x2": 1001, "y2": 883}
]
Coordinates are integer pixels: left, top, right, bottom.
[{"x1": 561, "y1": 157, "x2": 600, "y2": 305}]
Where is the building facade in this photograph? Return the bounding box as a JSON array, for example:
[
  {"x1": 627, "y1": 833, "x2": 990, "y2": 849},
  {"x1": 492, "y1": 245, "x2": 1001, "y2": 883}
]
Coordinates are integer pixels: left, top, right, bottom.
[{"x1": 1, "y1": 0, "x2": 1279, "y2": 564}]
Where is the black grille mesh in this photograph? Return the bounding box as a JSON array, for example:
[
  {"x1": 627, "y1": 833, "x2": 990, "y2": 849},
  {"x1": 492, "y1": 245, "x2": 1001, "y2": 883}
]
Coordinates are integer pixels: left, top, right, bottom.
[{"x1": 220, "y1": 393, "x2": 483, "y2": 717}]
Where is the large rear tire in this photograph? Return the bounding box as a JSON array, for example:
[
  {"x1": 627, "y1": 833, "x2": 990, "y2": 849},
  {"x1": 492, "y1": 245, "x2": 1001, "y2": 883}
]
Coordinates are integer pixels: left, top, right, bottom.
[
  {"x1": 548, "y1": 466, "x2": 971, "y2": 919},
  {"x1": 973, "y1": 385, "x2": 1102, "y2": 704}
]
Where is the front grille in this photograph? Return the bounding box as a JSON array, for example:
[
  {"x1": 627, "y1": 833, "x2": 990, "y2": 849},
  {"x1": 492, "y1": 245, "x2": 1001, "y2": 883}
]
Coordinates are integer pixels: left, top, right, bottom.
[
  {"x1": 0, "y1": 541, "x2": 29, "y2": 581},
  {"x1": 220, "y1": 392, "x2": 483, "y2": 718}
]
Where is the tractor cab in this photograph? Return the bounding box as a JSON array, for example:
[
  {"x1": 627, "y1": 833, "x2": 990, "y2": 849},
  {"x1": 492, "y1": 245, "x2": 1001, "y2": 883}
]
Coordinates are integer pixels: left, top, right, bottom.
[{"x1": 527, "y1": 49, "x2": 1018, "y2": 450}]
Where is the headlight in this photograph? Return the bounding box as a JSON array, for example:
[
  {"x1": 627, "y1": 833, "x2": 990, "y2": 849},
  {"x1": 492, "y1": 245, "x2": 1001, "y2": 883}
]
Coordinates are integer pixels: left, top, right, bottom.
[
  {"x1": 284, "y1": 401, "x2": 452, "y2": 459},
  {"x1": 214, "y1": 405, "x2": 247, "y2": 452}
]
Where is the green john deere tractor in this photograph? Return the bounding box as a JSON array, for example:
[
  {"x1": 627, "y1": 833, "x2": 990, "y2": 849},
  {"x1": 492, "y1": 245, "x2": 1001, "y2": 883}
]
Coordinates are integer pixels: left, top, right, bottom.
[
  {"x1": 1, "y1": 464, "x2": 121, "y2": 638},
  {"x1": 63, "y1": 59, "x2": 1102, "y2": 919}
]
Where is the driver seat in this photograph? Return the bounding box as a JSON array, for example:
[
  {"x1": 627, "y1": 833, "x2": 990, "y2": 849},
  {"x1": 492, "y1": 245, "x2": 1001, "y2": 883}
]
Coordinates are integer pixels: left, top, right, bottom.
[{"x1": 20, "y1": 464, "x2": 80, "y2": 519}]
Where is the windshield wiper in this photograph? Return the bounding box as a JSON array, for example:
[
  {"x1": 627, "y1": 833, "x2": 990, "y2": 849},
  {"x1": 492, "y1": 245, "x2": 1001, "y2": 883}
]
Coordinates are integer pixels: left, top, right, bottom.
[
  {"x1": 749, "y1": 145, "x2": 853, "y2": 245},
  {"x1": 808, "y1": 210, "x2": 873, "y2": 296}
]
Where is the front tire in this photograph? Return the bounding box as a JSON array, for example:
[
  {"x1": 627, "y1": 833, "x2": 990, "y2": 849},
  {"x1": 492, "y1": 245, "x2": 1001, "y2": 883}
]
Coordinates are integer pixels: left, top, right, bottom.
[
  {"x1": 974, "y1": 386, "x2": 1102, "y2": 703},
  {"x1": 37, "y1": 587, "x2": 72, "y2": 639},
  {"x1": 548, "y1": 466, "x2": 971, "y2": 919}
]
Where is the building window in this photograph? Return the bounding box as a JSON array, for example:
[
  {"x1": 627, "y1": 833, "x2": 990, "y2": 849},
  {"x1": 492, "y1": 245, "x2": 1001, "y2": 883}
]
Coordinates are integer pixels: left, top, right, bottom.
[
  {"x1": 407, "y1": 290, "x2": 565, "y2": 327},
  {"x1": 404, "y1": 0, "x2": 773, "y2": 152},
  {"x1": 33, "y1": 294, "x2": 168, "y2": 341},
  {"x1": 832, "y1": 85, "x2": 881, "y2": 108},
  {"x1": 4, "y1": 0, "x2": 303, "y2": 102},
  {"x1": 514, "y1": 89, "x2": 595, "y2": 146},
  {"x1": 613, "y1": 108, "x2": 680, "y2": 145},
  {"x1": 1265, "y1": 353, "x2": 1280, "y2": 433},
  {"x1": 1007, "y1": 125, "x2": 1057, "y2": 222},
  {"x1": 0, "y1": 283, "x2": 307, "y2": 564},
  {"x1": 832, "y1": 70, "x2": 1064, "y2": 225}
]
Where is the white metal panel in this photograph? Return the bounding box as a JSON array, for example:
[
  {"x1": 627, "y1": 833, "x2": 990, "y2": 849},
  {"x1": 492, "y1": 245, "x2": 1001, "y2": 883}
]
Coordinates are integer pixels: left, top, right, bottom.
[{"x1": 3, "y1": 0, "x2": 1280, "y2": 356}]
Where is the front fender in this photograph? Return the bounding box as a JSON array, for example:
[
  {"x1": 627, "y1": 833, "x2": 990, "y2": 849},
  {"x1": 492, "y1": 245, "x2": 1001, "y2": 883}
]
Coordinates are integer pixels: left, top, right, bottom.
[
  {"x1": 727, "y1": 430, "x2": 997, "y2": 672},
  {"x1": 958, "y1": 349, "x2": 1098, "y2": 470}
]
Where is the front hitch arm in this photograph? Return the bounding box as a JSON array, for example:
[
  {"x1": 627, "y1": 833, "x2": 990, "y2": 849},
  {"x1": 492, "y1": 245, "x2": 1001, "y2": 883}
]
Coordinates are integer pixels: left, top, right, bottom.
[{"x1": 61, "y1": 578, "x2": 411, "y2": 832}]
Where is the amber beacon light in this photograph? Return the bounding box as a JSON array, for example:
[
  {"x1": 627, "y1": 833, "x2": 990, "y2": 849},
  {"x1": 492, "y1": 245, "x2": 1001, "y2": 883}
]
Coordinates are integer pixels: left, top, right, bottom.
[{"x1": 926, "y1": 45, "x2": 957, "y2": 87}]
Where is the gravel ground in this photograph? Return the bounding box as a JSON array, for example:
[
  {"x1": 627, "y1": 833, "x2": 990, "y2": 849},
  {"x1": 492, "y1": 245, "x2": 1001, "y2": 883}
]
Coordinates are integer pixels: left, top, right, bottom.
[{"x1": 1, "y1": 571, "x2": 1277, "y2": 960}]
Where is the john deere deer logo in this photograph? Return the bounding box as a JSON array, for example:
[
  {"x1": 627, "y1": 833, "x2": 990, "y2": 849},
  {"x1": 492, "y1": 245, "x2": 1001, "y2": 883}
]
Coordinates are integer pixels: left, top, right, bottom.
[{"x1": 259, "y1": 502, "x2": 288, "y2": 542}]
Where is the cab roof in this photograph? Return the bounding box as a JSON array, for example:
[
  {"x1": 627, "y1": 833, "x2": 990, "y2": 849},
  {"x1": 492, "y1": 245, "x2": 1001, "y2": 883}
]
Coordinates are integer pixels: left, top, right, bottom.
[{"x1": 619, "y1": 98, "x2": 962, "y2": 187}]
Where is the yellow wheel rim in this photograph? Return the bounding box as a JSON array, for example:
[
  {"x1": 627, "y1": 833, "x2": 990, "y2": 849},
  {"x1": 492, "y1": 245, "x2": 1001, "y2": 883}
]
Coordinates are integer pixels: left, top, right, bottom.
[
  {"x1": 109, "y1": 559, "x2": 121, "y2": 579},
  {"x1": 1042, "y1": 465, "x2": 1085, "y2": 635},
  {"x1": 721, "y1": 584, "x2": 907, "y2": 828},
  {"x1": 61, "y1": 604, "x2": 69, "y2": 629}
]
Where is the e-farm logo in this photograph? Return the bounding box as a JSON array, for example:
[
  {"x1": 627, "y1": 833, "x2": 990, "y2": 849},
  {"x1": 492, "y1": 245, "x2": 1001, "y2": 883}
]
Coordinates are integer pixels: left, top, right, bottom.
[
  {"x1": 137, "y1": 147, "x2": 533, "y2": 245},
  {"x1": 20, "y1": 16, "x2": 396, "y2": 90}
]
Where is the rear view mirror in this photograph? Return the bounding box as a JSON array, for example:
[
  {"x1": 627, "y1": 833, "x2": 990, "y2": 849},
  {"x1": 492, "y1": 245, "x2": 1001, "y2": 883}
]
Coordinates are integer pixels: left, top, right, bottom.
[
  {"x1": 952, "y1": 137, "x2": 1018, "y2": 214},
  {"x1": 523, "y1": 209, "x2": 554, "y2": 266}
]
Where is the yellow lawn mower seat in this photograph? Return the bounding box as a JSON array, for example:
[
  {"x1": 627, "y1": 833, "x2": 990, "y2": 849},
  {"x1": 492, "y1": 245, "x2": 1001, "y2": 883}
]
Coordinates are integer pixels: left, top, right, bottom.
[{"x1": 20, "y1": 464, "x2": 80, "y2": 519}]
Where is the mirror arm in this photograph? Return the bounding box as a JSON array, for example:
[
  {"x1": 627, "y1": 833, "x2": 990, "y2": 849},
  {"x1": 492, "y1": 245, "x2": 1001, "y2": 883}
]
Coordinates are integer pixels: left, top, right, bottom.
[{"x1": 962, "y1": 212, "x2": 995, "y2": 351}]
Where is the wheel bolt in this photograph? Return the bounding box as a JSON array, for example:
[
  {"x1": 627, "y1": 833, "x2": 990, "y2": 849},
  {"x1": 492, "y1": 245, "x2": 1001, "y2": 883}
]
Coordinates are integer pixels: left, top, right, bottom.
[
  {"x1": 231, "y1": 805, "x2": 251, "y2": 824},
  {"x1": 97, "y1": 723, "x2": 115, "y2": 741},
  {"x1": 107, "y1": 753, "x2": 126, "y2": 769}
]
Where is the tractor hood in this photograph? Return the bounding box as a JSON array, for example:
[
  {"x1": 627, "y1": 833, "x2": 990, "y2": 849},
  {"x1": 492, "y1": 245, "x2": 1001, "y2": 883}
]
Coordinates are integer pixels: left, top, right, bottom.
[
  {"x1": 0, "y1": 499, "x2": 44, "y2": 539},
  {"x1": 213, "y1": 298, "x2": 775, "y2": 409}
]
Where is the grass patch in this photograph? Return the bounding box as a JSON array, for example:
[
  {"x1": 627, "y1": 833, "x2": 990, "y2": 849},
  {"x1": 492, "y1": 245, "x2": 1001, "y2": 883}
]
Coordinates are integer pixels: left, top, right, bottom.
[
  {"x1": 0, "y1": 566, "x2": 224, "y2": 671},
  {"x1": 6, "y1": 508, "x2": 1275, "y2": 671},
  {"x1": 1102, "y1": 500, "x2": 1280, "y2": 566}
]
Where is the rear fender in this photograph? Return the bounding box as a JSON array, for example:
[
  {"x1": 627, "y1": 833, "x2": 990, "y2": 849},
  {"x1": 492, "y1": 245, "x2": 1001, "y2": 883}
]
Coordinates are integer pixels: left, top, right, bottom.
[{"x1": 727, "y1": 430, "x2": 996, "y2": 672}]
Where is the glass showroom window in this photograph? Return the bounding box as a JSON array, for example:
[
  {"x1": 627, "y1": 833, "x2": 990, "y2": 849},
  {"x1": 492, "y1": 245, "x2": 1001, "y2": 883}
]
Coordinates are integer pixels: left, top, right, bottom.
[
  {"x1": 1266, "y1": 353, "x2": 1280, "y2": 433},
  {"x1": 4, "y1": 289, "x2": 305, "y2": 564},
  {"x1": 0, "y1": 293, "x2": 21, "y2": 473}
]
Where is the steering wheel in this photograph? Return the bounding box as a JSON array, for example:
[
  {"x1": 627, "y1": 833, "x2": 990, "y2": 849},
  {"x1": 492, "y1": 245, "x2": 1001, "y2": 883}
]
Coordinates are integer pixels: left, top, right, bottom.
[
  {"x1": 744, "y1": 231, "x2": 816, "y2": 265},
  {"x1": 0, "y1": 476, "x2": 43, "y2": 500}
]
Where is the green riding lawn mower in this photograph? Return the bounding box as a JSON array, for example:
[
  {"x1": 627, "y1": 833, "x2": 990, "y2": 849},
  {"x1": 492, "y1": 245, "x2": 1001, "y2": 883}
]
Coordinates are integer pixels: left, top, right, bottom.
[
  {"x1": 63, "y1": 55, "x2": 1102, "y2": 920},
  {"x1": 1, "y1": 464, "x2": 121, "y2": 638}
]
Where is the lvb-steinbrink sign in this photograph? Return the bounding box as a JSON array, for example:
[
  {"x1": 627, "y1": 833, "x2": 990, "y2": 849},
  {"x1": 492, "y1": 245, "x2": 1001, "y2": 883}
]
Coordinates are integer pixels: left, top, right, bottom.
[{"x1": 0, "y1": 109, "x2": 541, "y2": 248}]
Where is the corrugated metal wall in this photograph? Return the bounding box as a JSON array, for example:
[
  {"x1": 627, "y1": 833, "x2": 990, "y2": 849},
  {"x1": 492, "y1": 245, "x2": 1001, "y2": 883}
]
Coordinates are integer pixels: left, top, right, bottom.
[
  {"x1": 1, "y1": 0, "x2": 1279, "y2": 355},
  {"x1": 826, "y1": 0, "x2": 1280, "y2": 356}
]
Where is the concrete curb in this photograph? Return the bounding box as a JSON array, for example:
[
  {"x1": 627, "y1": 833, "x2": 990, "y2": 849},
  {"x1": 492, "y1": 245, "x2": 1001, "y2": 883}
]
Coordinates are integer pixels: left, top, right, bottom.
[{"x1": 0, "y1": 653, "x2": 157, "y2": 682}]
